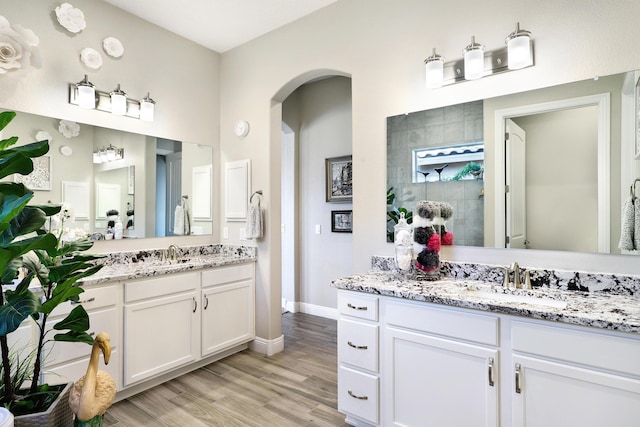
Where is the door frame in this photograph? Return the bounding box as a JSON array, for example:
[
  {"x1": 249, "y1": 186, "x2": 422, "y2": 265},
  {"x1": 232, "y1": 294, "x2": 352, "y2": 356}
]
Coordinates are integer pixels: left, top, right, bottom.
[{"x1": 494, "y1": 93, "x2": 611, "y2": 252}]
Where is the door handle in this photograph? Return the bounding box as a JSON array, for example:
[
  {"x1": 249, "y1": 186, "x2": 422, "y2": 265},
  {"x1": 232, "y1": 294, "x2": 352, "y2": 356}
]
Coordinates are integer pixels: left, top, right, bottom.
[
  {"x1": 347, "y1": 341, "x2": 368, "y2": 350},
  {"x1": 348, "y1": 390, "x2": 368, "y2": 400},
  {"x1": 488, "y1": 358, "x2": 495, "y2": 387},
  {"x1": 347, "y1": 303, "x2": 367, "y2": 311},
  {"x1": 203, "y1": 295, "x2": 209, "y2": 310},
  {"x1": 515, "y1": 363, "x2": 522, "y2": 394},
  {"x1": 192, "y1": 297, "x2": 197, "y2": 313}
]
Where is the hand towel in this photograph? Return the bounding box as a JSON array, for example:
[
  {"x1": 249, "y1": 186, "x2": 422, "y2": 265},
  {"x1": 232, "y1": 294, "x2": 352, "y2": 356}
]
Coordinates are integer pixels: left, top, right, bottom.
[
  {"x1": 174, "y1": 203, "x2": 185, "y2": 235},
  {"x1": 635, "y1": 198, "x2": 640, "y2": 251},
  {"x1": 246, "y1": 200, "x2": 263, "y2": 239},
  {"x1": 618, "y1": 197, "x2": 635, "y2": 251}
]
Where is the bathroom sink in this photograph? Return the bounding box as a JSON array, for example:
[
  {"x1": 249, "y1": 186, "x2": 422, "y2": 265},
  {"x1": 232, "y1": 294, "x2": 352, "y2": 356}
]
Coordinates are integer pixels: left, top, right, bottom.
[{"x1": 464, "y1": 286, "x2": 568, "y2": 309}]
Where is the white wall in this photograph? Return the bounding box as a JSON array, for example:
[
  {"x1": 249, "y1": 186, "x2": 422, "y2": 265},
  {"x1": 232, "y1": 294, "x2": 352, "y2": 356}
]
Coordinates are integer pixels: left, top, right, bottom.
[{"x1": 220, "y1": 0, "x2": 640, "y2": 341}]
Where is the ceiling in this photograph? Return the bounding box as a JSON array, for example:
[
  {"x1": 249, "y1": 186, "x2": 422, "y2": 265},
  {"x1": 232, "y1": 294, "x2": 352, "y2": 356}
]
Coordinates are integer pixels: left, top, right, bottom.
[{"x1": 103, "y1": 0, "x2": 337, "y2": 53}]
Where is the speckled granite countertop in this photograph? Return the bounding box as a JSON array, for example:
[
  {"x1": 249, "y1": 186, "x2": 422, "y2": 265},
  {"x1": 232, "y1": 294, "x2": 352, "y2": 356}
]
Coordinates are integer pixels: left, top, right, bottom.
[
  {"x1": 80, "y1": 244, "x2": 256, "y2": 286},
  {"x1": 332, "y1": 272, "x2": 640, "y2": 335}
]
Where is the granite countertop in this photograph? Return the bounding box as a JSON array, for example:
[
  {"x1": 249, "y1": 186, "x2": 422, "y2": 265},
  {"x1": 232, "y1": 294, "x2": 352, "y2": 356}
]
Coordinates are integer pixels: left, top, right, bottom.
[
  {"x1": 81, "y1": 253, "x2": 256, "y2": 286},
  {"x1": 332, "y1": 272, "x2": 640, "y2": 335}
]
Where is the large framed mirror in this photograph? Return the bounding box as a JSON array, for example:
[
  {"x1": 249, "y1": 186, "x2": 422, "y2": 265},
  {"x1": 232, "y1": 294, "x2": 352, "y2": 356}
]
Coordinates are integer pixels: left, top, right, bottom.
[
  {"x1": 1, "y1": 109, "x2": 214, "y2": 239},
  {"x1": 387, "y1": 69, "x2": 639, "y2": 256}
]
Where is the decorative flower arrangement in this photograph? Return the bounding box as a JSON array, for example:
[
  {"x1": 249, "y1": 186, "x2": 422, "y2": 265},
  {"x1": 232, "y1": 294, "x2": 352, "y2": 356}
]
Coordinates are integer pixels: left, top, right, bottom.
[
  {"x1": 102, "y1": 36, "x2": 124, "y2": 58},
  {"x1": 58, "y1": 120, "x2": 80, "y2": 138},
  {"x1": 0, "y1": 15, "x2": 42, "y2": 76},
  {"x1": 80, "y1": 47, "x2": 102, "y2": 70},
  {"x1": 55, "y1": 3, "x2": 86, "y2": 34},
  {"x1": 35, "y1": 130, "x2": 52, "y2": 143}
]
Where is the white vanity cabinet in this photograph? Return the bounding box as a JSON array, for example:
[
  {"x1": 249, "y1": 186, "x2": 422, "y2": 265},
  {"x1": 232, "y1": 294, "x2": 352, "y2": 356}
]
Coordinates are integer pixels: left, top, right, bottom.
[
  {"x1": 383, "y1": 299, "x2": 499, "y2": 427},
  {"x1": 123, "y1": 272, "x2": 200, "y2": 386},
  {"x1": 337, "y1": 291, "x2": 380, "y2": 426},
  {"x1": 44, "y1": 284, "x2": 122, "y2": 389},
  {"x1": 201, "y1": 263, "x2": 255, "y2": 357},
  {"x1": 510, "y1": 320, "x2": 640, "y2": 427}
]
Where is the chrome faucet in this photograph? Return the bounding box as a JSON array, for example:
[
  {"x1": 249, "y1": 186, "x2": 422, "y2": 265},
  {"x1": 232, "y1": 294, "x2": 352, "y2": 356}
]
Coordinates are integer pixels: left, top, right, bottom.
[
  {"x1": 167, "y1": 244, "x2": 181, "y2": 261},
  {"x1": 502, "y1": 262, "x2": 521, "y2": 288}
]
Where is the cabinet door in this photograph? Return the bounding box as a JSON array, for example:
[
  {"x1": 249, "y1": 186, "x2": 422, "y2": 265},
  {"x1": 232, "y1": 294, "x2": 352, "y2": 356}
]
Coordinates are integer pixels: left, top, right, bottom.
[
  {"x1": 124, "y1": 291, "x2": 199, "y2": 386},
  {"x1": 201, "y1": 279, "x2": 254, "y2": 357},
  {"x1": 512, "y1": 355, "x2": 640, "y2": 427},
  {"x1": 384, "y1": 327, "x2": 498, "y2": 427}
]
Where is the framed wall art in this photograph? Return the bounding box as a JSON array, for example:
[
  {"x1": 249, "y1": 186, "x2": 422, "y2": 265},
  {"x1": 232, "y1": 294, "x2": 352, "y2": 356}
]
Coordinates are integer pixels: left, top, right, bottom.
[
  {"x1": 331, "y1": 210, "x2": 353, "y2": 233},
  {"x1": 325, "y1": 155, "x2": 352, "y2": 202},
  {"x1": 15, "y1": 155, "x2": 52, "y2": 191}
]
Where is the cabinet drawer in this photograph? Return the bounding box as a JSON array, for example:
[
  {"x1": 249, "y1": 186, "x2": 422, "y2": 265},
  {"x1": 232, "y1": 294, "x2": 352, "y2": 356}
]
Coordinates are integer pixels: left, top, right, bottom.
[
  {"x1": 51, "y1": 285, "x2": 119, "y2": 318},
  {"x1": 338, "y1": 365, "x2": 379, "y2": 424},
  {"x1": 385, "y1": 300, "x2": 498, "y2": 346},
  {"x1": 338, "y1": 291, "x2": 379, "y2": 321},
  {"x1": 44, "y1": 349, "x2": 121, "y2": 391},
  {"x1": 202, "y1": 263, "x2": 254, "y2": 287},
  {"x1": 338, "y1": 318, "x2": 379, "y2": 372},
  {"x1": 512, "y1": 320, "x2": 640, "y2": 377},
  {"x1": 125, "y1": 272, "x2": 199, "y2": 302}
]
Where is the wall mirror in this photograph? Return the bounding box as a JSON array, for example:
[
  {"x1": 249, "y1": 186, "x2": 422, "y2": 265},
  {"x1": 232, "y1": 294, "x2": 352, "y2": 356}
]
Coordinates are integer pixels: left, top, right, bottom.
[
  {"x1": 387, "y1": 69, "x2": 639, "y2": 255},
  {"x1": 2, "y1": 109, "x2": 214, "y2": 239}
]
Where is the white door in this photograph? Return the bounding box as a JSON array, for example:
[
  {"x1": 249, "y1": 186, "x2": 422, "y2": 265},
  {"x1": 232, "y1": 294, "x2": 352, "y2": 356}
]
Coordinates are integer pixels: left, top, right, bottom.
[
  {"x1": 385, "y1": 326, "x2": 499, "y2": 427},
  {"x1": 506, "y1": 119, "x2": 527, "y2": 249}
]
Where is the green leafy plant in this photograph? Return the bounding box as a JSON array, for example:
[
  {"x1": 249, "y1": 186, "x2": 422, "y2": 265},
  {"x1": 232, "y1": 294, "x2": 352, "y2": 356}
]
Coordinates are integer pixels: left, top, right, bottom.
[
  {"x1": 386, "y1": 187, "x2": 413, "y2": 242},
  {"x1": 452, "y1": 161, "x2": 483, "y2": 181},
  {"x1": 0, "y1": 111, "x2": 104, "y2": 416}
]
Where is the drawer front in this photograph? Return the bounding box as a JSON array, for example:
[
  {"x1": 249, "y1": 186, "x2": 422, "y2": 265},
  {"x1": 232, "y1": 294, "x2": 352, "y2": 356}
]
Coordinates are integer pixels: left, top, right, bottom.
[
  {"x1": 51, "y1": 285, "x2": 119, "y2": 318},
  {"x1": 338, "y1": 291, "x2": 379, "y2": 321},
  {"x1": 338, "y1": 365, "x2": 379, "y2": 424},
  {"x1": 44, "y1": 349, "x2": 121, "y2": 391},
  {"x1": 385, "y1": 299, "x2": 498, "y2": 346},
  {"x1": 125, "y1": 271, "x2": 199, "y2": 302},
  {"x1": 512, "y1": 320, "x2": 640, "y2": 377},
  {"x1": 338, "y1": 318, "x2": 379, "y2": 372},
  {"x1": 202, "y1": 263, "x2": 254, "y2": 287}
]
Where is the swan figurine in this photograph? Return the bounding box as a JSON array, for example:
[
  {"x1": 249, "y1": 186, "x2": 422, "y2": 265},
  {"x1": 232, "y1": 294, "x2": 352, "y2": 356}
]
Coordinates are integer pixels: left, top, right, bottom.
[{"x1": 68, "y1": 332, "x2": 117, "y2": 426}]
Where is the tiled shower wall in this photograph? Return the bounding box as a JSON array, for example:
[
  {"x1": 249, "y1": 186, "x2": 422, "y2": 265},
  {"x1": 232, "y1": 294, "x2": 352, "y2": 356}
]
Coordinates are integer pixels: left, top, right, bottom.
[{"x1": 387, "y1": 100, "x2": 484, "y2": 246}]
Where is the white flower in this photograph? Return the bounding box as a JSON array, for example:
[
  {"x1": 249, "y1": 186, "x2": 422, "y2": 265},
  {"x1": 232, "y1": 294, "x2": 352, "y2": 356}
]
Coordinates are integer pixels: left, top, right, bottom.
[
  {"x1": 0, "y1": 15, "x2": 42, "y2": 76},
  {"x1": 102, "y1": 37, "x2": 124, "y2": 58},
  {"x1": 80, "y1": 47, "x2": 102, "y2": 70},
  {"x1": 55, "y1": 3, "x2": 86, "y2": 34},
  {"x1": 35, "y1": 130, "x2": 52, "y2": 143},
  {"x1": 58, "y1": 120, "x2": 80, "y2": 138}
]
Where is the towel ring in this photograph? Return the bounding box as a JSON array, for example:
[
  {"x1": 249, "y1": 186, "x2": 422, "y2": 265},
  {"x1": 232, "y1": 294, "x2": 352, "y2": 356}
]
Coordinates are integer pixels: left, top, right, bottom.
[
  {"x1": 632, "y1": 179, "x2": 640, "y2": 198},
  {"x1": 250, "y1": 190, "x2": 263, "y2": 203}
]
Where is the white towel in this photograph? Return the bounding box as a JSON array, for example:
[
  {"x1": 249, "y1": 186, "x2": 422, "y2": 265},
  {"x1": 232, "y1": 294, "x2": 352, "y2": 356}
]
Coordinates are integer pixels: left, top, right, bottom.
[
  {"x1": 174, "y1": 204, "x2": 185, "y2": 236},
  {"x1": 246, "y1": 200, "x2": 263, "y2": 239},
  {"x1": 619, "y1": 197, "x2": 636, "y2": 251}
]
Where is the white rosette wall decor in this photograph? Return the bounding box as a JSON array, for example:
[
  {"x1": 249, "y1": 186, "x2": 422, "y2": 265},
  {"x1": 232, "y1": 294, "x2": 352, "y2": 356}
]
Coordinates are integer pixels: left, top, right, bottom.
[
  {"x1": 102, "y1": 37, "x2": 124, "y2": 58},
  {"x1": 80, "y1": 47, "x2": 102, "y2": 70},
  {"x1": 55, "y1": 3, "x2": 86, "y2": 34},
  {"x1": 58, "y1": 120, "x2": 80, "y2": 138},
  {"x1": 35, "y1": 130, "x2": 52, "y2": 143},
  {"x1": 0, "y1": 15, "x2": 42, "y2": 76}
]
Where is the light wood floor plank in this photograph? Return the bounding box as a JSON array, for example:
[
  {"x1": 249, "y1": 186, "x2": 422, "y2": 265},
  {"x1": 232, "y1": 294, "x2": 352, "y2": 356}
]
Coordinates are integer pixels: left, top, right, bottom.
[{"x1": 104, "y1": 313, "x2": 349, "y2": 426}]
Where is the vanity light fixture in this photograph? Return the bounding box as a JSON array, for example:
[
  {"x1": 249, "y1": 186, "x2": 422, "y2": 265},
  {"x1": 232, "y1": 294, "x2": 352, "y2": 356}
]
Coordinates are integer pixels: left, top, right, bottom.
[
  {"x1": 92, "y1": 145, "x2": 124, "y2": 164},
  {"x1": 76, "y1": 75, "x2": 96, "y2": 109},
  {"x1": 69, "y1": 77, "x2": 155, "y2": 121},
  {"x1": 424, "y1": 48, "x2": 445, "y2": 89},
  {"x1": 110, "y1": 84, "x2": 127, "y2": 116},
  {"x1": 424, "y1": 23, "x2": 534, "y2": 88},
  {"x1": 139, "y1": 93, "x2": 155, "y2": 122},
  {"x1": 463, "y1": 36, "x2": 485, "y2": 80}
]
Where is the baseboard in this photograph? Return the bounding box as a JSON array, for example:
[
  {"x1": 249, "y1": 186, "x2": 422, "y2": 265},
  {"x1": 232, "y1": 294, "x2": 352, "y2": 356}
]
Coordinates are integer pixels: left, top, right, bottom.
[
  {"x1": 249, "y1": 334, "x2": 284, "y2": 356},
  {"x1": 298, "y1": 302, "x2": 338, "y2": 320},
  {"x1": 282, "y1": 299, "x2": 299, "y2": 313}
]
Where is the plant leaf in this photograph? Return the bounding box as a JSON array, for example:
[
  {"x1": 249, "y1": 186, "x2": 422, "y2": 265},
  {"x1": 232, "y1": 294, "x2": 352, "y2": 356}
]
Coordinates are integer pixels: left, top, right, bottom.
[
  {"x1": 0, "y1": 111, "x2": 16, "y2": 134},
  {"x1": 0, "y1": 286, "x2": 40, "y2": 336},
  {"x1": 53, "y1": 330, "x2": 94, "y2": 345},
  {"x1": 53, "y1": 305, "x2": 89, "y2": 333}
]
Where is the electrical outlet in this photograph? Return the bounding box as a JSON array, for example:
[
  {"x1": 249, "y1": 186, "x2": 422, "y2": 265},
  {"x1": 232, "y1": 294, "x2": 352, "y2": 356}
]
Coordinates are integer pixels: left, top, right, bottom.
[
  {"x1": 223, "y1": 227, "x2": 229, "y2": 239},
  {"x1": 315, "y1": 224, "x2": 321, "y2": 234}
]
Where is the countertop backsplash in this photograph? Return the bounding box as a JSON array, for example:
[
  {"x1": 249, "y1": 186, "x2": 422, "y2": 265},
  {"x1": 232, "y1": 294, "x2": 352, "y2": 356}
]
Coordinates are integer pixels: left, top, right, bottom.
[
  {"x1": 371, "y1": 256, "x2": 640, "y2": 297},
  {"x1": 97, "y1": 244, "x2": 257, "y2": 266}
]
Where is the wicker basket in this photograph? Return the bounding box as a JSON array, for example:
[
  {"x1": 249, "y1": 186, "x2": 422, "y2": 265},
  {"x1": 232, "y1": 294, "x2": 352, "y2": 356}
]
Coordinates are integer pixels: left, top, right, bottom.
[{"x1": 14, "y1": 382, "x2": 74, "y2": 427}]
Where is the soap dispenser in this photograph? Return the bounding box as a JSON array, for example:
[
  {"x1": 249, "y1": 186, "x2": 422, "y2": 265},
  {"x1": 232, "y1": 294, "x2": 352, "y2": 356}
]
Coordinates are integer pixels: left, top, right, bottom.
[{"x1": 394, "y1": 212, "x2": 413, "y2": 273}]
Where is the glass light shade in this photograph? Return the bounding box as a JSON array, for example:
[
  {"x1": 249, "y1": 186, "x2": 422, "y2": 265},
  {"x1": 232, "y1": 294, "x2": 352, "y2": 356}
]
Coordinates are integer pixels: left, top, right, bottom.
[
  {"x1": 110, "y1": 84, "x2": 127, "y2": 115},
  {"x1": 77, "y1": 83, "x2": 96, "y2": 109},
  {"x1": 93, "y1": 151, "x2": 102, "y2": 164},
  {"x1": 507, "y1": 28, "x2": 532, "y2": 70},
  {"x1": 106, "y1": 147, "x2": 116, "y2": 161},
  {"x1": 99, "y1": 150, "x2": 108, "y2": 163},
  {"x1": 424, "y1": 49, "x2": 445, "y2": 89},
  {"x1": 140, "y1": 93, "x2": 155, "y2": 122},
  {"x1": 464, "y1": 45, "x2": 485, "y2": 80}
]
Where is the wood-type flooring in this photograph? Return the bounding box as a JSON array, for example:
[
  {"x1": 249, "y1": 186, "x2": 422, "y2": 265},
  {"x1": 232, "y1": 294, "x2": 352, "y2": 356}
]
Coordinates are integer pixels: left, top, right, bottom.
[{"x1": 103, "y1": 312, "x2": 349, "y2": 426}]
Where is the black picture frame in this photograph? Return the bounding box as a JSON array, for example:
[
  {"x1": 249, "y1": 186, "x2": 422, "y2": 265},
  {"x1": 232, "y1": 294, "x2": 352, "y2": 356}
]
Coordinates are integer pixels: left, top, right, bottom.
[
  {"x1": 325, "y1": 155, "x2": 353, "y2": 202},
  {"x1": 331, "y1": 210, "x2": 353, "y2": 233}
]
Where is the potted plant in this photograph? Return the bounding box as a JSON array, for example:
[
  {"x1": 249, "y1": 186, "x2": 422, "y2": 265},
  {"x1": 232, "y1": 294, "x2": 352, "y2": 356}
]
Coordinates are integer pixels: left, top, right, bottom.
[{"x1": 0, "y1": 111, "x2": 104, "y2": 425}]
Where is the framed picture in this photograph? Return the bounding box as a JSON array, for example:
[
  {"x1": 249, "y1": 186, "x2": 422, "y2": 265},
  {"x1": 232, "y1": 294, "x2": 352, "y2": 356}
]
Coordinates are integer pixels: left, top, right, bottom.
[
  {"x1": 331, "y1": 210, "x2": 353, "y2": 233},
  {"x1": 15, "y1": 155, "x2": 51, "y2": 191},
  {"x1": 325, "y1": 155, "x2": 353, "y2": 202}
]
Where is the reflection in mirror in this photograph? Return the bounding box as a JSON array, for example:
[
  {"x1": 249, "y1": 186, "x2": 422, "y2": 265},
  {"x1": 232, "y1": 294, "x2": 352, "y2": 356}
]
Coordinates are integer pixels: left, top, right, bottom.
[
  {"x1": 1, "y1": 109, "x2": 213, "y2": 239},
  {"x1": 387, "y1": 70, "x2": 640, "y2": 255}
]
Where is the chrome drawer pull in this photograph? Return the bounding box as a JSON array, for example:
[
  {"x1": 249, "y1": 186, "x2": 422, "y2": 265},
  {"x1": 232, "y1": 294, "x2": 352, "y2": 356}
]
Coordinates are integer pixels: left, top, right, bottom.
[
  {"x1": 347, "y1": 341, "x2": 368, "y2": 350},
  {"x1": 348, "y1": 390, "x2": 368, "y2": 400},
  {"x1": 515, "y1": 363, "x2": 522, "y2": 394},
  {"x1": 347, "y1": 303, "x2": 368, "y2": 311},
  {"x1": 488, "y1": 358, "x2": 495, "y2": 387},
  {"x1": 71, "y1": 297, "x2": 96, "y2": 305}
]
